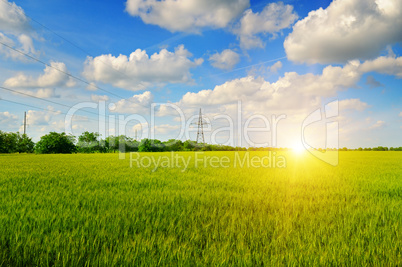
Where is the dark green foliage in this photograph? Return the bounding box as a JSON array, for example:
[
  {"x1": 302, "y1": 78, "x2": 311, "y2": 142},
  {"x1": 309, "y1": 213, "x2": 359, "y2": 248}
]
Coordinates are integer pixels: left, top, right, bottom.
[
  {"x1": 1, "y1": 130, "x2": 401, "y2": 154},
  {"x1": 0, "y1": 131, "x2": 34, "y2": 153},
  {"x1": 183, "y1": 140, "x2": 197, "y2": 151},
  {"x1": 76, "y1": 131, "x2": 109, "y2": 153},
  {"x1": 138, "y1": 138, "x2": 163, "y2": 152},
  {"x1": 35, "y1": 132, "x2": 76, "y2": 154},
  {"x1": 163, "y1": 139, "x2": 183, "y2": 151},
  {"x1": 106, "y1": 135, "x2": 139, "y2": 152}
]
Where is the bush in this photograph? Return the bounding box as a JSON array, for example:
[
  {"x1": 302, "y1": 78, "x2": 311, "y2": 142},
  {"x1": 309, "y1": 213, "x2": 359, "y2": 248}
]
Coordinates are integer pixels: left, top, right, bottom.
[
  {"x1": 0, "y1": 131, "x2": 34, "y2": 153},
  {"x1": 35, "y1": 132, "x2": 76, "y2": 154}
]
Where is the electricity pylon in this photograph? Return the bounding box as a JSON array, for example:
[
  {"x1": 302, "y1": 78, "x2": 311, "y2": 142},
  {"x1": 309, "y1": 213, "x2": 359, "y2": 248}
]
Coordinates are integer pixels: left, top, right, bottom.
[{"x1": 191, "y1": 108, "x2": 208, "y2": 144}]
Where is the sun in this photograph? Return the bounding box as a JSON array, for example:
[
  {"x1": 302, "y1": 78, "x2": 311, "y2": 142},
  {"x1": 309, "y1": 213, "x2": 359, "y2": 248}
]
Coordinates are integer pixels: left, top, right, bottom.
[{"x1": 292, "y1": 142, "x2": 305, "y2": 154}]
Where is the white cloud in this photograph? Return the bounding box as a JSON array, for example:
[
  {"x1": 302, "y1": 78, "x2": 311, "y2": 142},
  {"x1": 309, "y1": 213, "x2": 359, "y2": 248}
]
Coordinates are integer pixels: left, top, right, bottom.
[
  {"x1": 0, "y1": 32, "x2": 20, "y2": 59},
  {"x1": 0, "y1": 1, "x2": 39, "y2": 61},
  {"x1": 0, "y1": 0, "x2": 30, "y2": 34},
  {"x1": 0, "y1": 32, "x2": 36, "y2": 60},
  {"x1": 359, "y1": 56, "x2": 402, "y2": 77},
  {"x1": 234, "y1": 2, "x2": 298, "y2": 49},
  {"x1": 0, "y1": 111, "x2": 18, "y2": 127},
  {"x1": 209, "y1": 49, "x2": 240, "y2": 70},
  {"x1": 339, "y1": 98, "x2": 370, "y2": 111},
  {"x1": 269, "y1": 61, "x2": 282, "y2": 73},
  {"x1": 83, "y1": 45, "x2": 203, "y2": 91},
  {"x1": 369, "y1": 120, "x2": 386, "y2": 129},
  {"x1": 18, "y1": 34, "x2": 36, "y2": 54},
  {"x1": 125, "y1": 0, "x2": 249, "y2": 33},
  {"x1": 91, "y1": 94, "x2": 110, "y2": 102},
  {"x1": 25, "y1": 106, "x2": 61, "y2": 126},
  {"x1": 4, "y1": 62, "x2": 76, "y2": 92},
  {"x1": 175, "y1": 55, "x2": 401, "y2": 146},
  {"x1": 284, "y1": 0, "x2": 402, "y2": 64},
  {"x1": 181, "y1": 60, "x2": 362, "y2": 111},
  {"x1": 399, "y1": 112, "x2": 402, "y2": 117},
  {"x1": 112, "y1": 91, "x2": 153, "y2": 113}
]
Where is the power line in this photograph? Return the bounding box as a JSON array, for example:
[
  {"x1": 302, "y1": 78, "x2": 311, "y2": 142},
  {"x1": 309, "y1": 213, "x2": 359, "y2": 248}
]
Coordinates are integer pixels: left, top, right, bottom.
[
  {"x1": 0, "y1": 98, "x2": 66, "y2": 115},
  {"x1": 0, "y1": 0, "x2": 292, "y2": 132},
  {"x1": 1, "y1": 0, "x2": 288, "y2": 93},
  {"x1": 0, "y1": 0, "x2": 136, "y2": 85},
  {"x1": 0, "y1": 0, "x2": 184, "y2": 110},
  {"x1": 0, "y1": 84, "x2": 204, "y2": 123},
  {"x1": 0, "y1": 40, "x2": 159, "y2": 114},
  {"x1": 0, "y1": 97, "x2": 142, "y2": 128},
  {"x1": 0, "y1": 0, "x2": 289, "y2": 107},
  {"x1": 0, "y1": 85, "x2": 107, "y2": 118},
  {"x1": 0, "y1": 40, "x2": 126, "y2": 99}
]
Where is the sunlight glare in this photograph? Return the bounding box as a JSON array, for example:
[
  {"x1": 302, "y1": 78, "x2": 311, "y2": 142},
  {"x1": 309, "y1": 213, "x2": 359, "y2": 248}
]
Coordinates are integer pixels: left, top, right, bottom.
[{"x1": 292, "y1": 142, "x2": 305, "y2": 154}]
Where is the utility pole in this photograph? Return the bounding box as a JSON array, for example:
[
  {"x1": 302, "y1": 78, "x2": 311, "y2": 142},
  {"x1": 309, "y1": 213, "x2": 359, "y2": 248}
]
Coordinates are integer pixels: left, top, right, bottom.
[
  {"x1": 23, "y1": 111, "x2": 26, "y2": 135},
  {"x1": 135, "y1": 129, "x2": 137, "y2": 141},
  {"x1": 191, "y1": 108, "x2": 209, "y2": 144}
]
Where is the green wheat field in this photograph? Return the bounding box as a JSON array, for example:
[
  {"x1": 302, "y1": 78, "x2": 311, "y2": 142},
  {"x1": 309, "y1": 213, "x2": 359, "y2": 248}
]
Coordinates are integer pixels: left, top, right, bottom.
[{"x1": 0, "y1": 151, "x2": 401, "y2": 265}]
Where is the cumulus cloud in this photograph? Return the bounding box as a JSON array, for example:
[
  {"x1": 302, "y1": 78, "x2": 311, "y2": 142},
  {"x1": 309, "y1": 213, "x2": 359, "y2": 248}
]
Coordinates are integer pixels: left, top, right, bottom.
[
  {"x1": 112, "y1": 91, "x2": 153, "y2": 113},
  {"x1": 0, "y1": 0, "x2": 30, "y2": 34},
  {"x1": 234, "y1": 2, "x2": 298, "y2": 49},
  {"x1": 0, "y1": 1, "x2": 39, "y2": 60},
  {"x1": 284, "y1": 0, "x2": 402, "y2": 64},
  {"x1": 180, "y1": 61, "x2": 363, "y2": 111},
  {"x1": 3, "y1": 61, "x2": 76, "y2": 93},
  {"x1": 339, "y1": 98, "x2": 370, "y2": 111},
  {"x1": 359, "y1": 56, "x2": 402, "y2": 77},
  {"x1": 399, "y1": 112, "x2": 402, "y2": 117},
  {"x1": 0, "y1": 32, "x2": 36, "y2": 60},
  {"x1": 83, "y1": 45, "x2": 203, "y2": 91},
  {"x1": 125, "y1": 0, "x2": 249, "y2": 33},
  {"x1": 209, "y1": 49, "x2": 240, "y2": 70},
  {"x1": 178, "y1": 55, "x2": 402, "y2": 119},
  {"x1": 152, "y1": 56, "x2": 401, "y2": 147}
]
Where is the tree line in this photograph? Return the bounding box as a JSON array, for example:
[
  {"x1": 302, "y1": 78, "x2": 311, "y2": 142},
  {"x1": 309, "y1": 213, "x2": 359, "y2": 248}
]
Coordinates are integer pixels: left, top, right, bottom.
[{"x1": 0, "y1": 130, "x2": 401, "y2": 154}]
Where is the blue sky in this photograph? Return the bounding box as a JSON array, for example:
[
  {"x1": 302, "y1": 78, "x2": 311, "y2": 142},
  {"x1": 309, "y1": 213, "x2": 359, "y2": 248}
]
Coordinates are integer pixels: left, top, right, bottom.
[{"x1": 0, "y1": 0, "x2": 401, "y2": 148}]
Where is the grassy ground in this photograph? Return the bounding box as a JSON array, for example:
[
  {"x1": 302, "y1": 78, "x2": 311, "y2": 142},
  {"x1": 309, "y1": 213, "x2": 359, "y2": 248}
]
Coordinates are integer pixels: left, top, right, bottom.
[{"x1": 0, "y1": 151, "x2": 401, "y2": 266}]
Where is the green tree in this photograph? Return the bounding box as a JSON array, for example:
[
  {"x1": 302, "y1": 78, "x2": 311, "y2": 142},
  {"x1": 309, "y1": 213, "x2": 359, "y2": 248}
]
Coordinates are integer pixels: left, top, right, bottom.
[
  {"x1": 0, "y1": 131, "x2": 34, "y2": 153},
  {"x1": 105, "y1": 136, "x2": 119, "y2": 152},
  {"x1": 35, "y1": 132, "x2": 76, "y2": 154},
  {"x1": 138, "y1": 138, "x2": 152, "y2": 152},
  {"x1": 183, "y1": 140, "x2": 196, "y2": 151},
  {"x1": 16, "y1": 134, "x2": 35, "y2": 153},
  {"x1": 163, "y1": 139, "x2": 183, "y2": 151},
  {"x1": 77, "y1": 131, "x2": 100, "y2": 153}
]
